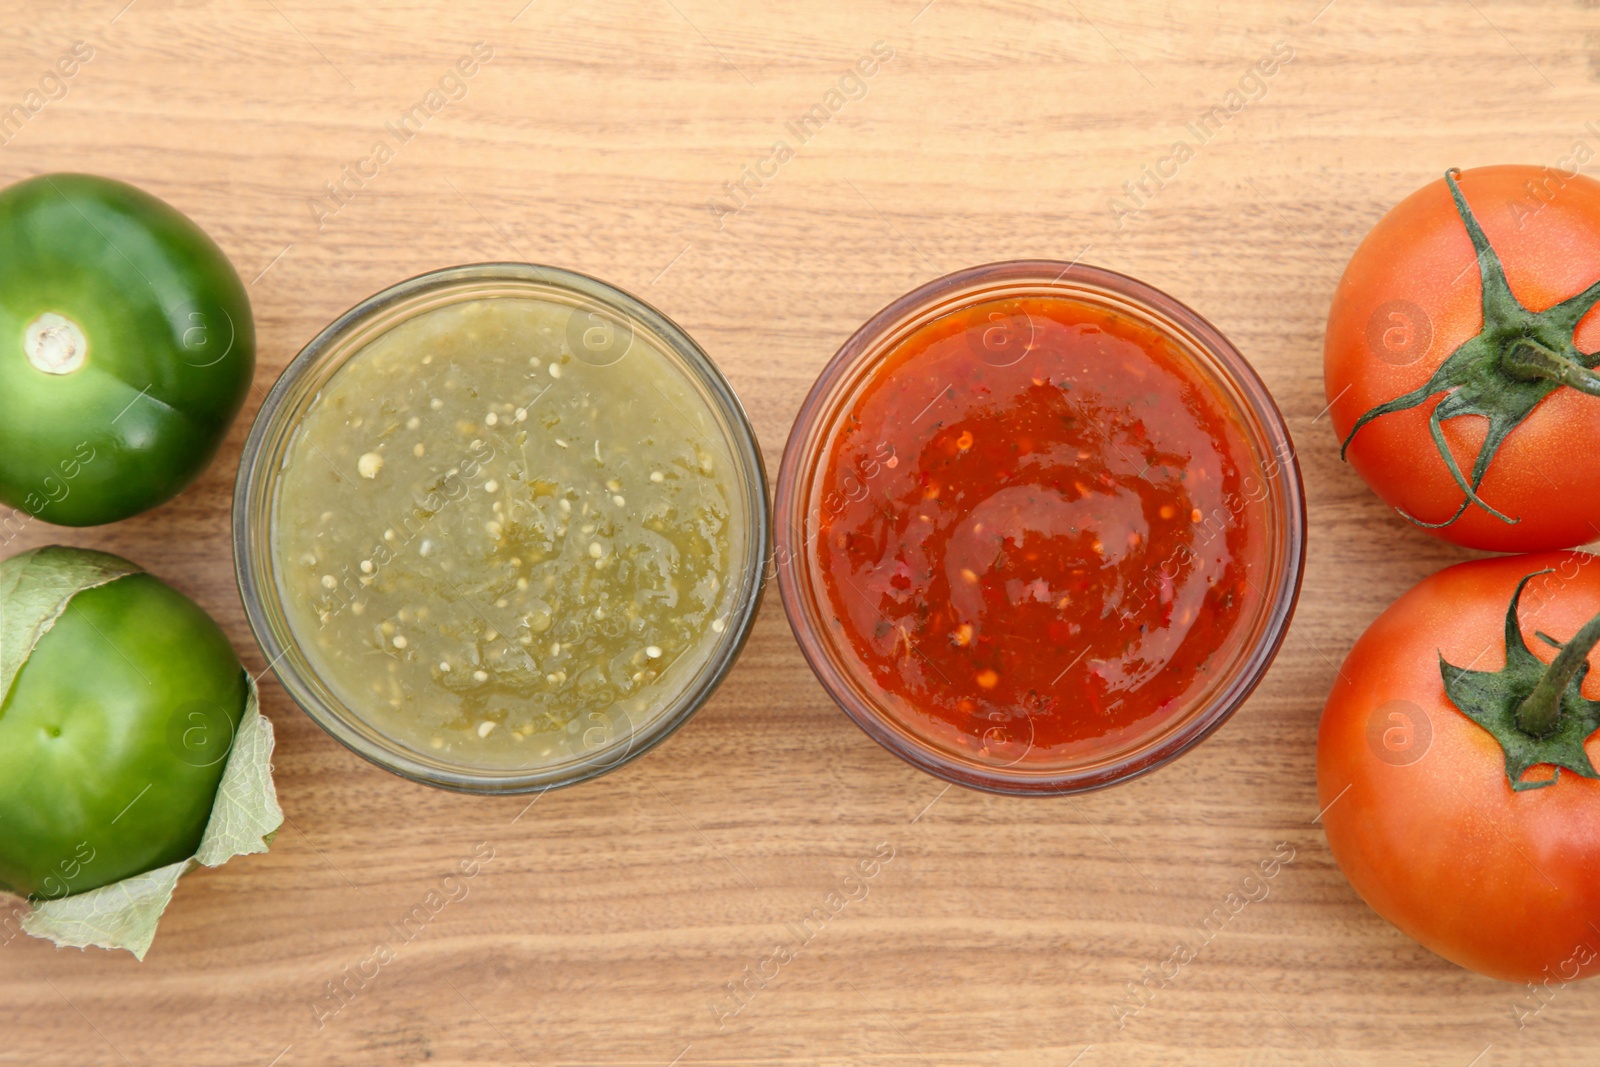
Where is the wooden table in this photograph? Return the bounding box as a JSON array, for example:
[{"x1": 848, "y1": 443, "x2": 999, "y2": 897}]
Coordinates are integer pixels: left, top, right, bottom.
[{"x1": 5, "y1": 1, "x2": 1599, "y2": 1063}]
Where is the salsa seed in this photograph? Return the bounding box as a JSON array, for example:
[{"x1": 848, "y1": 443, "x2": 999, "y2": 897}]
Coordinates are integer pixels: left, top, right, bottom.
[
  {"x1": 976, "y1": 669, "x2": 999, "y2": 688},
  {"x1": 413, "y1": 443, "x2": 425, "y2": 457},
  {"x1": 430, "y1": 398, "x2": 444, "y2": 410},
  {"x1": 477, "y1": 720, "x2": 496, "y2": 738},
  {"x1": 650, "y1": 471, "x2": 664, "y2": 482},
  {"x1": 392, "y1": 635, "x2": 407, "y2": 649},
  {"x1": 484, "y1": 479, "x2": 500, "y2": 493},
  {"x1": 360, "y1": 560, "x2": 374, "y2": 574},
  {"x1": 549, "y1": 362, "x2": 562, "y2": 378},
  {"x1": 321, "y1": 574, "x2": 337, "y2": 589},
  {"x1": 357, "y1": 452, "x2": 384, "y2": 479},
  {"x1": 646, "y1": 645, "x2": 662, "y2": 658},
  {"x1": 406, "y1": 416, "x2": 421, "y2": 430},
  {"x1": 485, "y1": 412, "x2": 499, "y2": 426}
]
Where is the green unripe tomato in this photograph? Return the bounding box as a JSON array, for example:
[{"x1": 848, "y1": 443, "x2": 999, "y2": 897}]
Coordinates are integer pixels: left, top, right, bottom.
[
  {"x1": 0, "y1": 554, "x2": 247, "y2": 898},
  {"x1": 0, "y1": 173, "x2": 255, "y2": 526}
]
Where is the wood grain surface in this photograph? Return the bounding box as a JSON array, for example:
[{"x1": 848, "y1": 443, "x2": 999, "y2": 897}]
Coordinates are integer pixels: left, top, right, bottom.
[{"x1": 5, "y1": 0, "x2": 1600, "y2": 1063}]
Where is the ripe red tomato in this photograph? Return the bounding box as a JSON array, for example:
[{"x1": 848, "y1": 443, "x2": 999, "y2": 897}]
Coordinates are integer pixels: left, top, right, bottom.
[
  {"x1": 1318, "y1": 551, "x2": 1600, "y2": 983},
  {"x1": 1326, "y1": 165, "x2": 1600, "y2": 551}
]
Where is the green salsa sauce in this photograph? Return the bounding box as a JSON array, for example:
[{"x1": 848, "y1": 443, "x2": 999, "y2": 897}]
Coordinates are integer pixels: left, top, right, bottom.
[{"x1": 274, "y1": 297, "x2": 739, "y2": 770}]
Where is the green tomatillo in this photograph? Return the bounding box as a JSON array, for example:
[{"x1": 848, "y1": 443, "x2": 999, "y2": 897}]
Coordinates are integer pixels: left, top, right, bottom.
[
  {"x1": 0, "y1": 546, "x2": 248, "y2": 899},
  {"x1": 0, "y1": 173, "x2": 255, "y2": 526}
]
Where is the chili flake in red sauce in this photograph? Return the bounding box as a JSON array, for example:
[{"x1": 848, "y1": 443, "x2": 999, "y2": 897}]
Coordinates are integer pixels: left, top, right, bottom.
[{"x1": 816, "y1": 296, "x2": 1265, "y2": 766}]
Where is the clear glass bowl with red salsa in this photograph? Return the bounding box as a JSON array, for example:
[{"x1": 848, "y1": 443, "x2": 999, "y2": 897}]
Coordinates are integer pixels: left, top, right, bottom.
[{"x1": 774, "y1": 261, "x2": 1304, "y2": 795}]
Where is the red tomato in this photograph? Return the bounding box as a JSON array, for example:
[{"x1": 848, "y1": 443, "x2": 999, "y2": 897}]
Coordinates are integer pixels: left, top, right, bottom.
[
  {"x1": 1318, "y1": 551, "x2": 1600, "y2": 983},
  {"x1": 1325, "y1": 166, "x2": 1600, "y2": 551}
]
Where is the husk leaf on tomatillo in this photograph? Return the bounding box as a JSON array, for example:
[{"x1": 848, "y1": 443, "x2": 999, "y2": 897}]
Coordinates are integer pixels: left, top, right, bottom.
[{"x1": 0, "y1": 546, "x2": 282, "y2": 959}]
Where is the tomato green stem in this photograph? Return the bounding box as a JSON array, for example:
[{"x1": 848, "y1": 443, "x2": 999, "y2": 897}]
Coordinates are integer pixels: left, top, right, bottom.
[
  {"x1": 1515, "y1": 608, "x2": 1600, "y2": 736},
  {"x1": 1503, "y1": 339, "x2": 1600, "y2": 396}
]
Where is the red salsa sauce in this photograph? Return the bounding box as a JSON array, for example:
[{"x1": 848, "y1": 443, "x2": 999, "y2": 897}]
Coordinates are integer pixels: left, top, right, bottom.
[{"x1": 814, "y1": 296, "x2": 1267, "y2": 767}]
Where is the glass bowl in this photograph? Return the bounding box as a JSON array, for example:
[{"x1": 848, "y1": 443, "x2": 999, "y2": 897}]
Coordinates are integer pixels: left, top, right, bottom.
[
  {"x1": 235, "y1": 263, "x2": 768, "y2": 794},
  {"x1": 773, "y1": 260, "x2": 1304, "y2": 795}
]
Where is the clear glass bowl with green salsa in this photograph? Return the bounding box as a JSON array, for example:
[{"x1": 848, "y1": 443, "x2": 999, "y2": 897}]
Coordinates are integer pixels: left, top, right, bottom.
[{"x1": 235, "y1": 264, "x2": 767, "y2": 793}]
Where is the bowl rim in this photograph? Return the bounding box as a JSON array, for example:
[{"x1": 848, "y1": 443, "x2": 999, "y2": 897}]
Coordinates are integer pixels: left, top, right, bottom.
[
  {"x1": 772, "y1": 258, "x2": 1306, "y2": 796},
  {"x1": 233, "y1": 262, "x2": 769, "y2": 795}
]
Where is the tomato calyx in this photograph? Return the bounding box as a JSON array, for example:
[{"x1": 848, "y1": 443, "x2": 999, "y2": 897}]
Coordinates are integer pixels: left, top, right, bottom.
[
  {"x1": 1341, "y1": 169, "x2": 1600, "y2": 529},
  {"x1": 1440, "y1": 569, "x2": 1600, "y2": 791}
]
